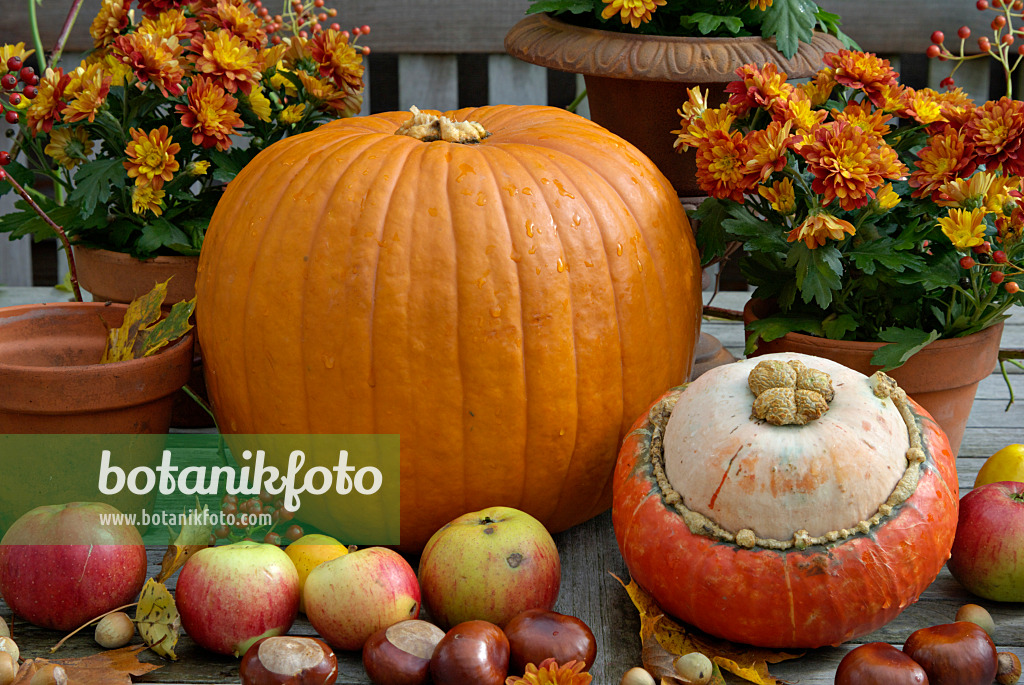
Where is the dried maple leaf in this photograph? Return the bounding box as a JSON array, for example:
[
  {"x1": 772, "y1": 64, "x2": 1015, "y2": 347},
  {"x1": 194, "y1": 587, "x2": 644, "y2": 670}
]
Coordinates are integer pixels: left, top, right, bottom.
[
  {"x1": 135, "y1": 579, "x2": 181, "y2": 660},
  {"x1": 156, "y1": 503, "x2": 213, "y2": 583},
  {"x1": 12, "y1": 644, "x2": 161, "y2": 685},
  {"x1": 614, "y1": 574, "x2": 801, "y2": 685}
]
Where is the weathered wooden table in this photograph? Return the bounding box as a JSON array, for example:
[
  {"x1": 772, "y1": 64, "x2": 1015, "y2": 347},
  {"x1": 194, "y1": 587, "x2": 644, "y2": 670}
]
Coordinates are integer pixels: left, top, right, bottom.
[{"x1": 1, "y1": 287, "x2": 1021, "y2": 684}]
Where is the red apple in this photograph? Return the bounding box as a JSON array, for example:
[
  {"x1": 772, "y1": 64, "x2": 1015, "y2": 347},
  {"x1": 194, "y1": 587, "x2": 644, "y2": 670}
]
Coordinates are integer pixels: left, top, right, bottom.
[
  {"x1": 0, "y1": 502, "x2": 147, "y2": 631},
  {"x1": 304, "y1": 546, "x2": 420, "y2": 651},
  {"x1": 947, "y1": 481, "x2": 1024, "y2": 602},
  {"x1": 417, "y1": 506, "x2": 560, "y2": 630},
  {"x1": 176, "y1": 541, "x2": 300, "y2": 656}
]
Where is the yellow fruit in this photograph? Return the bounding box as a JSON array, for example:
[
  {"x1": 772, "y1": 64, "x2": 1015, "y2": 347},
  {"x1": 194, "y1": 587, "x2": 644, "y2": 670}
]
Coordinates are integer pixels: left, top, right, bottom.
[
  {"x1": 285, "y1": 533, "x2": 349, "y2": 613},
  {"x1": 975, "y1": 444, "x2": 1024, "y2": 488}
]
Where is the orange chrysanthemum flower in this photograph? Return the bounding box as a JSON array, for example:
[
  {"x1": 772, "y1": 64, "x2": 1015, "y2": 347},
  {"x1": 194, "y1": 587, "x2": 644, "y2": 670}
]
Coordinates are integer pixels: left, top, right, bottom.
[
  {"x1": 748, "y1": 0, "x2": 773, "y2": 9},
  {"x1": 726, "y1": 63, "x2": 793, "y2": 117},
  {"x1": 296, "y1": 70, "x2": 361, "y2": 115},
  {"x1": 131, "y1": 185, "x2": 166, "y2": 216},
  {"x1": 190, "y1": 29, "x2": 262, "y2": 95},
  {"x1": 777, "y1": 89, "x2": 828, "y2": 136},
  {"x1": 823, "y1": 49, "x2": 898, "y2": 107},
  {"x1": 965, "y1": 96, "x2": 1024, "y2": 176},
  {"x1": 798, "y1": 120, "x2": 907, "y2": 211},
  {"x1": 935, "y1": 171, "x2": 997, "y2": 208},
  {"x1": 909, "y1": 125, "x2": 977, "y2": 200},
  {"x1": 89, "y1": 0, "x2": 131, "y2": 50},
  {"x1": 25, "y1": 68, "x2": 71, "y2": 135},
  {"x1": 788, "y1": 211, "x2": 856, "y2": 249},
  {"x1": 112, "y1": 32, "x2": 186, "y2": 97},
  {"x1": 673, "y1": 106, "x2": 736, "y2": 152},
  {"x1": 798, "y1": 68, "x2": 837, "y2": 106},
  {"x1": 835, "y1": 100, "x2": 891, "y2": 138},
  {"x1": 124, "y1": 125, "x2": 181, "y2": 189},
  {"x1": 175, "y1": 75, "x2": 243, "y2": 150},
  {"x1": 903, "y1": 88, "x2": 946, "y2": 126},
  {"x1": 758, "y1": 177, "x2": 796, "y2": 215},
  {"x1": 309, "y1": 29, "x2": 365, "y2": 93},
  {"x1": 505, "y1": 659, "x2": 592, "y2": 685},
  {"x1": 937, "y1": 207, "x2": 988, "y2": 249},
  {"x1": 63, "y1": 61, "x2": 113, "y2": 124},
  {"x1": 199, "y1": 0, "x2": 267, "y2": 48},
  {"x1": 744, "y1": 120, "x2": 799, "y2": 182},
  {"x1": 695, "y1": 129, "x2": 751, "y2": 202},
  {"x1": 600, "y1": 0, "x2": 667, "y2": 28},
  {"x1": 138, "y1": 8, "x2": 200, "y2": 43}
]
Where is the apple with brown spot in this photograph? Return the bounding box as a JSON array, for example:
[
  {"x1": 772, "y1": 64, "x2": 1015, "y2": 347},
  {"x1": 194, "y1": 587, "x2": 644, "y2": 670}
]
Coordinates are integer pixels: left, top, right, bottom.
[{"x1": 417, "y1": 507, "x2": 560, "y2": 630}]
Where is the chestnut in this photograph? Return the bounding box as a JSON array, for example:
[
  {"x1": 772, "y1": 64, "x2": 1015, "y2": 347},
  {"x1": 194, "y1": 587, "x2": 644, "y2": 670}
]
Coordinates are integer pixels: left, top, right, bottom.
[
  {"x1": 835, "y1": 642, "x2": 927, "y2": 685},
  {"x1": 362, "y1": 619, "x2": 445, "y2": 685},
  {"x1": 903, "y1": 622, "x2": 997, "y2": 685},
  {"x1": 429, "y1": 620, "x2": 509, "y2": 685},
  {"x1": 239, "y1": 636, "x2": 338, "y2": 685},
  {"x1": 504, "y1": 609, "x2": 596, "y2": 675}
]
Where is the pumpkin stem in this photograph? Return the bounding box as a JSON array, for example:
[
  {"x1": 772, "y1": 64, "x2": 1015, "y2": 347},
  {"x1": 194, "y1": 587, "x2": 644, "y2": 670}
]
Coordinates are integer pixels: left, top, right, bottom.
[
  {"x1": 395, "y1": 106, "x2": 489, "y2": 143},
  {"x1": 748, "y1": 359, "x2": 834, "y2": 426}
]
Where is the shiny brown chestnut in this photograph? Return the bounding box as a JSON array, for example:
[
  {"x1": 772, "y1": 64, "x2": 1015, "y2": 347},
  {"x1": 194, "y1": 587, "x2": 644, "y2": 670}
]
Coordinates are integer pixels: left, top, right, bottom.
[
  {"x1": 239, "y1": 636, "x2": 338, "y2": 685},
  {"x1": 903, "y1": 622, "x2": 997, "y2": 685},
  {"x1": 504, "y1": 609, "x2": 597, "y2": 676},
  {"x1": 835, "y1": 642, "x2": 927, "y2": 685},
  {"x1": 362, "y1": 619, "x2": 446, "y2": 685},
  {"x1": 429, "y1": 620, "x2": 509, "y2": 685}
]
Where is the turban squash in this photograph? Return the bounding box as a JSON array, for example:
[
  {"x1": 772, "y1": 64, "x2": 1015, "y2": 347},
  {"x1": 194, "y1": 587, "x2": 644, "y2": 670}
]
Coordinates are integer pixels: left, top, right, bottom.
[
  {"x1": 196, "y1": 105, "x2": 702, "y2": 551},
  {"x1": 612, "y1": 352, "x2": 959, "y2": 648}
]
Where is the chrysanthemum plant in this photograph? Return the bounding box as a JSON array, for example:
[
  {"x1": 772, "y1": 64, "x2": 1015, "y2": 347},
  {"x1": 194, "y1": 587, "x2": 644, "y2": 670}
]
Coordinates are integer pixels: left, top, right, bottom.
[
  {"x1": 524, "y1": 0, "x2": 851, "y2": 59},
  {"x1": 682, "y1": 47, "x2": 1024, "y2": 370},
  {"x1": 0, "y1": 0, "x2": 368, "y2": 265}
]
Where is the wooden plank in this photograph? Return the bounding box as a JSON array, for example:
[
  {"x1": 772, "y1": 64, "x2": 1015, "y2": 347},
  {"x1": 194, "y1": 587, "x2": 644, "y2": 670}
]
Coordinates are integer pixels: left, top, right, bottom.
[
  {"x1": 487, "y1": 54, "x2": 548, "y2": 106},
  {"x1": 817, "y1": 0, "x2": 991, "y2": 55},
  {"x1": 928, "y1": 57, "x2": 991, "y2": 102},
  {"x1": 397, "y1": 54, "x2": 458, "y2": 112}
]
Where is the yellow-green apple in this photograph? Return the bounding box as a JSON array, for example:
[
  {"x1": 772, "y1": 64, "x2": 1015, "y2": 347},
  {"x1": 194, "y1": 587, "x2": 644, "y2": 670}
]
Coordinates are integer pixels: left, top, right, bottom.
[
  {"x1": 176, "y1": 541, "x2": 300, "y2": 656},
  {"x1": 417, "y1": 507, "x2": 560, "y2": 630},
  {"x1": 0, "y1": 502, "x2": 146, "y2": 631},
  {"x1": 303, "y1": 546, "x2": 420, "y2": 651},
  {"x1": 948, "y1": 481, "x2": 1024, "y2": 601}
]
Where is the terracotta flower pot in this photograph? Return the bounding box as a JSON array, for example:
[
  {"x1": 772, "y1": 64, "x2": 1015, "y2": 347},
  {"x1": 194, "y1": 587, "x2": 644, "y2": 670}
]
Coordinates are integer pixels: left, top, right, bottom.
[
  {"x1": 504, "y1": 13, "x2": 844, "y2": 197},
  {"x1": 0, "y1": 301, "x2": 193, "y2": 530},
  {"x1": 0, "y1": 301, "x2": 194, "y2": 433},
  {"x1": 73, "y1": 245, "x2": 211, "y2": 428},
  {"x1": 743, "y1": 298, "x2": 1004, "y2": 455}
]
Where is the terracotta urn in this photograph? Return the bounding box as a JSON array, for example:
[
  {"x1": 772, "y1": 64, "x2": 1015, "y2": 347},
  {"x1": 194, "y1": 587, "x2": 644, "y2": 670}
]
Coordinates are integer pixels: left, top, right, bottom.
[
  {"x1": 743, "y1": 298, "x2": 1004, "y2": 455},
  {"x1": 505, "y1": 13, "x2": 845, "y2": 197}
]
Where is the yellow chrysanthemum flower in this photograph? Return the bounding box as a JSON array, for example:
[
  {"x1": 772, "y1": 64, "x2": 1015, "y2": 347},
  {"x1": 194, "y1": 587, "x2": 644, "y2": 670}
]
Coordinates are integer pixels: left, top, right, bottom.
[
  {"x1": 937, "y1": 207, "x2": 988, "y2": 249},
  {"x1": 758, "y1": 178, "x2": 796, "y2": 215},
  {"x1": 44, "y1": 127, "x2": 95, "y2": 169},
  {"x1": 985, "y1": 174, "x2": 1023, "y2": 215},
  {"x1": 279, "y1": 103, "x2": 307, "y2": 124},
  {"x1": 131, "y1": 185, "x2": 166, "y2": 216},
  {"x1": 749, "y1": 0, "x2": 773, "y2": 8},
  {"x1": 936, "y1": 171, "x2": 996, "y2": 209},
  {"x1": 189, "y1": 160, "x2": 211, "y2": 176},
  {"x1": 246, "y1": 83, "x2": 272, "y2": 122},
  {"x1": 601, "y1": 0, "x2": 667, "y2": 29},
  {"x1": 874, "y1": 183, "x2": 901, "y2": 210},
  {"x1": 0, "y1": 43, "x2": 34, "y2": 76}
]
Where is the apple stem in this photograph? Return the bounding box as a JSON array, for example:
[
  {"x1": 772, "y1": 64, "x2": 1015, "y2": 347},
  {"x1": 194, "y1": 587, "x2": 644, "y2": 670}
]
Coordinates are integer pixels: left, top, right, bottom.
[
  {"x1": 49, "y1": 602, "x2": 139, "y2": 653},
  {"x1": 1012, "y1": 493, "x2": 1024, "y2": 503}
]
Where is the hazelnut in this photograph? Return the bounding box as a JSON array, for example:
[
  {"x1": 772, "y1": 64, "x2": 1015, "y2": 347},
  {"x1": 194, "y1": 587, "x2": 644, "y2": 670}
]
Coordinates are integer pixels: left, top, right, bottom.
[
  {"x1": 95, "y1": 612, "x2": 135, "y2": 649},
  {"x1": 0, "y1": 637, "x2": 18, "y2": 665},
  {"x1": 998, "y1": 652, "x2": 1022, "y2": 685},
  {"x1": 674, "y1": 652, "x2": 712, "y2": 685},
  {"x1": 29, "y1": 664, "x2": 67, "y2": 685},
  {"x1": 0, "y1": 652, "x2": 15, "y2": 685},
  {"x1": 620, "y1": 666, "x2": 656, "y2": 685}
]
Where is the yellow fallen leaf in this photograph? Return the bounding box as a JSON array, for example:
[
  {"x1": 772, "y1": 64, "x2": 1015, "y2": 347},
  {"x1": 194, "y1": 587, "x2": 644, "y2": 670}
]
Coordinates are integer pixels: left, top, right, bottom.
[
  {"x1": 135, "y1": 579, "x2": 180, "y2": 660},
  {"x1": 613, "y1": 574, "x2": 801, "y2": 685},
  {"x1": 156, "y1": 503, "x2": 213, "y2": 583},
  {"x1": 101, "y1": 279, "x2": 168, "y2": 363}
]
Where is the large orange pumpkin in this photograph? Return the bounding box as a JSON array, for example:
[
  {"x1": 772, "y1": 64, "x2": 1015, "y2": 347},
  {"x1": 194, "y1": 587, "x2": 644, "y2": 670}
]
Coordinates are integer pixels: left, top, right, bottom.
[
  {"x1": 196, "y1": 105, "x2": 702, "y2": 551},
  {"x1": 613, "y1": 352, "x2": 959, "y2": 648}
]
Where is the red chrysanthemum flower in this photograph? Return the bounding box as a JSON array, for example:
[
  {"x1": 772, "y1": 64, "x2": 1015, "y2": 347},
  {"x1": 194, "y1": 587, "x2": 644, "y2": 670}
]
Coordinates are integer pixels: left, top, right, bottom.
[
  {"x1": 89, "y1": 0, "x2": 132, "y2": 50},
  {"x1": 798, "y1": 120, "x2": 907, "y2": 211},
  {"x1": 909, "y1": 125, "x2": 977, "y2": 200},
  {"x1": 135, "y1": 0, "x2": 191, "y2": 19},
  {"x1": 965, "y1": 96, "x2": 1024, "y2": 177},
  {"x1": 725, "y1": 63, "x2": 793, "y2": 118},
  {"x1": 175, "y1": 75, "x2": 243, "y2": 150},
  {"x1": 823, "y1": 49, "x2": 899, "y2": 107},
  {"x1": 743, "y1": 120, "x2": 799, "y2": 183},
  {"x1": 25, "y1": 68, "x2": 71, "y2": 135},
  {"x1": 63, "y1": 61, "x2": 113, "y2": 124},
  {"x1": 198, "y1": 0, "x2": 267, "y2": 48}
]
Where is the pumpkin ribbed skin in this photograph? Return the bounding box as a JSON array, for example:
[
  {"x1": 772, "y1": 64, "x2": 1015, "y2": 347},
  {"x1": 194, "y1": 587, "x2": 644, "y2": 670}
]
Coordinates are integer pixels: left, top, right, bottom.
[
  {"x1": 612, "y1": 363, "x2": 959, "y2": 648},
  {"x1": 197, "y1": 105, "x2": 701, "y2": 551}
]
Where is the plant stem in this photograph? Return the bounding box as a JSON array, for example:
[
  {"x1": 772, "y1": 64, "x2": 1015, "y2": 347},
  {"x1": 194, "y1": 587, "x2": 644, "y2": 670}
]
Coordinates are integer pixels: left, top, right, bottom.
[
  {"x1": 565, "y1": 88, "x2": 588, "y2": 115},
  {"x1": 0, "y1": 171, "x2": 82, "y2": 302},
  {"x1": 46, "y1": 0, "x2": 87, "y2": 70}
]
